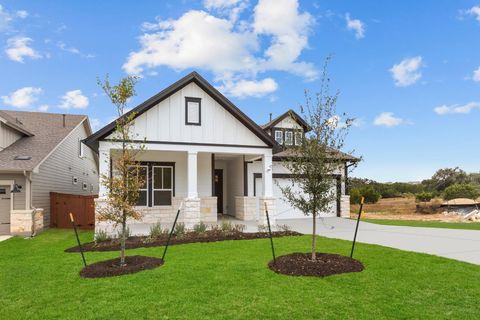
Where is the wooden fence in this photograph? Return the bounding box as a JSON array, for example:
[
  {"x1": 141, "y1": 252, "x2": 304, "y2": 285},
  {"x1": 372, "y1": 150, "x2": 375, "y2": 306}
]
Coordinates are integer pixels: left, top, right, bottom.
[{"x1": 50, "y1": 192, "x2": 97, "y2": 229}]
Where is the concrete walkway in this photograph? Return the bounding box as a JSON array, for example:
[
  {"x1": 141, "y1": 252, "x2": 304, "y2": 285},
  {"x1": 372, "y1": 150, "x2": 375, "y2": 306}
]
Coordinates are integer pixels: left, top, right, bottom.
[
  {"x1": 0, "y1": 235, "x2": 12, "y2": 242},
  {"x1": 278, "y1": 217, "x2": 480, "y2": 265}
]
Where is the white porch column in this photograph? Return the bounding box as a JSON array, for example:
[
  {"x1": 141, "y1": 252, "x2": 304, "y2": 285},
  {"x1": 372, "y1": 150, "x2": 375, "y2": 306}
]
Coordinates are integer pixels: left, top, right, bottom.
[
  {"x1": 98, "y1": 147, "x2": 111, "y2": 199},
  {"x1": 262, "y1": 154, "x2": 273, "y2": 197},
  {"x1": 187, "y1": 151, "x2": 198, "y2": 199}
]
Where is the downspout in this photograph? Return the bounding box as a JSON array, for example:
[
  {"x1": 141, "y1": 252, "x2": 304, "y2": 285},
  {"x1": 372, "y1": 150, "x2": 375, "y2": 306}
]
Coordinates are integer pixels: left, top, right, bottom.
[{"x1": 23, "y1": 170, "x2": 36, "y2": 237}]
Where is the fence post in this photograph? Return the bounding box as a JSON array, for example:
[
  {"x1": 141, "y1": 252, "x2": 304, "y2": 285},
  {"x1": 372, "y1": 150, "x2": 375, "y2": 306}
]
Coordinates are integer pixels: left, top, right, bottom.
[
  {"x1": 69, "y1": 213, "x2": 87, "y2": 267},
  {"x1": 264, "y1": 202, "x2": 276, "y2": 265},
  {"x1": 350, "y1": 197, "x2": 364, "y2": 258}
]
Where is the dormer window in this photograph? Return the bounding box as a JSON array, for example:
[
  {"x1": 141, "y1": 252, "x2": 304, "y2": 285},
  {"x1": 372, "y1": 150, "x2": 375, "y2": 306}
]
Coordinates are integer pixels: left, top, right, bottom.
[
  {"x1": 295, "y1": 131, "x2": 303, "y2": 145},
  {"x1": 185, "y1": 97, "x2": 201, "y2": 125},
  {"x1": 274, "y1": 130, "x2": 283, "y2": 144},
  {"x1": 285, "y1": 131, "x2": 293, "y2": 145}
]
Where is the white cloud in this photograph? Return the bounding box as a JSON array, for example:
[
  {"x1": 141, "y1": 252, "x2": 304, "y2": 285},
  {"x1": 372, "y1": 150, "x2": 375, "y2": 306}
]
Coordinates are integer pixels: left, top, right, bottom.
[
  {"x1": 56, "y1": 41, "x2": 95, "y2": 58},
  {"x1": 374, "y1": 112, "x2": 403, "y2": 127},
  {"x1": 0, "y1": 5, "x2": 28, "y2": 32},
  {"x1": 90, "y1": 118, "x2": 102, "y2": 131},
  {"x1": 1, "y1": 87, "x2": 42, "y2": 108},
  {"x1": 472, "y1": 66, "x2": 480, "y2": 82},
  {"x1": 434, "y1": 102, "x2": 480, "y2": 115},
  {"x1": 38, "y1": 104, "x2": 49, "y2": 112},
  {"x1": 5, "y1": 36, "x2": 42, "y2": 63},
  {"x1": 466, "y1": 6, "x2": 480, "y2": 22},
  {"x1": 124, "y1": 0, "x2": 316, "y2": 97},
  {"x1": 219, "y1": 77, "x2": 278, "y2": 97},
  {"x1": 59, "y1": 90, "x2": 89, "y2": 109},
  {"x1": 389, "y1": 56, "x2": 423, "y2": 87},
  {"x1": 345, "y1": 13, "x2": 365, "y2": 39}
]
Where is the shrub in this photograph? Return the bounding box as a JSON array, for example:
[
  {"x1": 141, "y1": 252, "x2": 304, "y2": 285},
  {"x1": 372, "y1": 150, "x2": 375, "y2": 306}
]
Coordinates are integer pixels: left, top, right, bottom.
[
  {"x1": 193, "y1": 221, "x2": 208, "y2": 233},
  {"x1": 220, "y1": 221, "x2": 234, "y2": 233},
  {"x1": 232, "y1": 224, "x2": 246, "y2": 233},
  {"x1": 443, "y1": 184, "x2": 480, "y2": 200},
  {"x1": 257, "y1": 224, "x2": 268, "y2": 233},
  {"x1": 415, "y1": 192, "x2": 434, "y2": 202},
  {"x1": 350, "y1": 188, "x2": 362, "y2": 204},
  {"x1": 149, "y1": 223, "x2": 164, "y2": 239},
  {"x1": 350, "y1": 186, "x2": 381, "y2": 204},
  {"x1": 95, "y1": 229, "x2": 111, "y2": 243},
  {"x1": 276, "y1": 224, "x2": 291, "y2": 232},
  {"x1": 174, "y1": 222, "x2": 186, "y2": 236}
]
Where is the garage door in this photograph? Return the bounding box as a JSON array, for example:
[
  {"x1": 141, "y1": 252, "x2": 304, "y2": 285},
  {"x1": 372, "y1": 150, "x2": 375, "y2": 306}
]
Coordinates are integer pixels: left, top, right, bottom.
[
  {"x1": 0, "y1": 185, "x2": 11, "y2": 235},
  {"x1": 255, "y1": 177, "x2": 338, "y2": 219}
]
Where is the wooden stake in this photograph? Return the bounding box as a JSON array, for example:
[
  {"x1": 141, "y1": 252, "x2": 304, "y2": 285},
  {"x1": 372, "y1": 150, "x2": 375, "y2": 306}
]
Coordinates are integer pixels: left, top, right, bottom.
[
  {"x1": 350, "y1": 197, "x2": 364, "y2": 258},
  {"x1": 69, "y1": 213, "x2": 87, "y2": 267}
]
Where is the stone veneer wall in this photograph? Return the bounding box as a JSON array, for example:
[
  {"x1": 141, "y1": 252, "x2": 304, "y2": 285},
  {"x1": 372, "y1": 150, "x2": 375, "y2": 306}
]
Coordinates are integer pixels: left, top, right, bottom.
[
  {"x1": 340, "y1": 195, "x2": 350, "y2": 218},
  {"x1": 234, "y1": 196, "x2": 257, "y2": 221},
  {"x1": 200, "y1": 197, "x2": 217, "y2": 224},
  {"x1": 10, "y1": 208, "x2": 44, "y2": 237}
]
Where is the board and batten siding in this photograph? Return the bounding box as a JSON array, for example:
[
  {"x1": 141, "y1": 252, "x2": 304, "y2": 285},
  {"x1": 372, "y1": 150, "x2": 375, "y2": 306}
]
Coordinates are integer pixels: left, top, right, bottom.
[
  {"x1": 108, "y1": 82, "x2": 267, "y2": 147},
  {"x1": 0, "y1": 122, "x2": 23, "y2": 151},
  {"x1": 31, "y1": 121, "x2": 99, "y2": 226},
  {"x1": 276, "y1": 117, "x2": 303, "y2": 130},
  {"x1": 0, "y1": 174, "x2": 26, "y2": 210}
]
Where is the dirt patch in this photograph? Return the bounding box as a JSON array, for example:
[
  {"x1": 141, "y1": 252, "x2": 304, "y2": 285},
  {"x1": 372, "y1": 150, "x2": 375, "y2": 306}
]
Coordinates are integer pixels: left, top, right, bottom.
[
  {"x1": 80, "y1": 255, "x2": 163, "y2": 278},
  {"x1": 268, "y1": 253, "x2": 364, "y2": 277},
  {"x1": 66, "y1": 230, "x2": 302, "y2": 253}
]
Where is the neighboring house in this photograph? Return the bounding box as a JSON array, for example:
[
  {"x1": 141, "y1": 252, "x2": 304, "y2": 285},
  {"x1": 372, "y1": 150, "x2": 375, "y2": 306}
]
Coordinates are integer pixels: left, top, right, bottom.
[
  {"x1": 0, "y1": 110, "x2": 98, "y2": 236},
  {"x1": 84, "y1": 72, "x2": 357, "y2": 234}
]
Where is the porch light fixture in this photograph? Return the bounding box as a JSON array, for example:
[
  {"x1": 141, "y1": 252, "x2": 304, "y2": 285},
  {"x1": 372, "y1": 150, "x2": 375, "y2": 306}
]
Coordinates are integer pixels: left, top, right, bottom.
[{"x1": 11, "y1": 184, "x2": 22, "y2": 193}]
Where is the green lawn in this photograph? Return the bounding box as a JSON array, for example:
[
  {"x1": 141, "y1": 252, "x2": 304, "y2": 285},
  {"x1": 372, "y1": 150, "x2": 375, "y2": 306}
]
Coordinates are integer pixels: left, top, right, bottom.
[
  {"x1": 1, "y1": 230, "x2": 479, "y2": 319},
  {"x1": 361, "y1": 218, "x2": 480, "y2": 230}
]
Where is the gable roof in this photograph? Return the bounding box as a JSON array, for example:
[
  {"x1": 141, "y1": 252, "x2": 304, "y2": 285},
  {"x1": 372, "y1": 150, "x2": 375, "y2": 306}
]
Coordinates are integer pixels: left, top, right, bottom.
[
  {"x1": 0, "y1": 110, "x2": 34, "y2": 137},
  {"x1": 0, "y1": 110, "x2": 88, "y2": 172},
  {"x1": 262, "y1": 109, "x2": 311, "y2": 132},
  {"x1": 84, "y1": 71, "x2": 276, "y2": 152}
]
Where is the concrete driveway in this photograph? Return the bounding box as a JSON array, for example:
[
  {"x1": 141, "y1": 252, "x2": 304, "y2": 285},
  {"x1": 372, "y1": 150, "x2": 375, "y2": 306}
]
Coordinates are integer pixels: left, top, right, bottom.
[{"x1": 278, "y1": 217, "x2": 480, "y2": 265}]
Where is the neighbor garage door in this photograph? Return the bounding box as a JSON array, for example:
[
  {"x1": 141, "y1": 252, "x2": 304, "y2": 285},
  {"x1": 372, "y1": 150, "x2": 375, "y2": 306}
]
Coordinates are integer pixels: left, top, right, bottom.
[
  {"x1": 0, "y1": 185, "x2": 11, "y2": 235},
  {"x1": 255, "y1": 176, "x2": 338, "y2": 219}
]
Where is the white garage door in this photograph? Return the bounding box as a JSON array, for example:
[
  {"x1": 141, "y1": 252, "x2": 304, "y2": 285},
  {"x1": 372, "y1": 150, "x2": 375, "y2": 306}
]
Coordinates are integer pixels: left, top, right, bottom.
[
  {"x1": 0, "y1": 185, "x2": 11, "y2": 235},
  {"x1": 255, "y1": 177, "x2": 338, "y2": 219}
]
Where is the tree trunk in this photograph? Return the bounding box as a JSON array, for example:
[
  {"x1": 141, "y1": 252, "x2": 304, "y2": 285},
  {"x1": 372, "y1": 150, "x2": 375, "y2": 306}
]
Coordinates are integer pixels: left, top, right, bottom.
[
  {"x1": 311, "y1": 209, "x2": 317, "y2": 260},
  {"x1": 120, "y1": 212, "x2": 126, "y2": 266}
]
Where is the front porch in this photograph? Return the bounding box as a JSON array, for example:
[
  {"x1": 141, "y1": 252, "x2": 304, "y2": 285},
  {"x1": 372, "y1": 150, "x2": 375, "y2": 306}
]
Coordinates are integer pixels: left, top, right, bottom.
[{"x1": 96, "y1": 141, "x2": 275, "y2": 235}]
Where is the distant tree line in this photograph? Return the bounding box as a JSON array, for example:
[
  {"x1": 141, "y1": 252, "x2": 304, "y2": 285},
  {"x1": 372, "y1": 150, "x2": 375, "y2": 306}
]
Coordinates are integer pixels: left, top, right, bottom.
[{"x1": 350, "y1": 167, "x2": 480, "y2": 204}]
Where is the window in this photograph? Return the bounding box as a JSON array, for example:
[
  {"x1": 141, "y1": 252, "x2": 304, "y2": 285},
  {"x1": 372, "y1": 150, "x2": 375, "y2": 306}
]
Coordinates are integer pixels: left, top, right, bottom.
[
  {"x1": 82, "y1": 182, "x2": 88, "y2": 191},
  {"x1": 274, "y1": 130, "x2": 283, "y2": 144},
  {"x1": 153, "y1": 166, "x2": 173, "y2": 206},
  {"x1": 185, "y1": 97, "x2": 201, "y2": 125},
  {"x1": 78, "y1": 139, "x2": 84, "y2": 158},
  {"x1": 285, "y1": 131, "x2": 293, "y2": 145},
  {"x1": 0, "y1": 188, "x2": 6, "y2": 195},
  {"x1": 295, "y1": 132, "x2": 303, "y2": 145},
  {"x1": 128, "y1": 165, "x2": 149, "y2": 207}
]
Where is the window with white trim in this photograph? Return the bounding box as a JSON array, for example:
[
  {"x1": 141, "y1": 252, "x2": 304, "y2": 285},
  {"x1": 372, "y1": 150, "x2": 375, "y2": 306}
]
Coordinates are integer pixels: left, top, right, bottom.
[
  {"x1": 78, "y1": 139, "x2": 84, "y2": 158},
  {"x1": 153, "y1": 166, "x2": 173, "y2": 206},
  {"x1": 274, "y1": 130, "x2": 283, "y2": 144},
  {"x1": 294, "y1": 132, "x2": 303, "y2": 145},
  {"x1": 285, "y1": 131, "x2": 293, "y2": 145}
]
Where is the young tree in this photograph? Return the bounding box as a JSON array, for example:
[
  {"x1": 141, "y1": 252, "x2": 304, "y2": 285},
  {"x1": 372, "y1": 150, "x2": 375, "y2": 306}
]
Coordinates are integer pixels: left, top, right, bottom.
[
  {"x1": 96, "y1": 75, "x2": 145, "y2": 266},
  {"x1": 279, "y1": 57, "x2": 356, "y2": 260}
]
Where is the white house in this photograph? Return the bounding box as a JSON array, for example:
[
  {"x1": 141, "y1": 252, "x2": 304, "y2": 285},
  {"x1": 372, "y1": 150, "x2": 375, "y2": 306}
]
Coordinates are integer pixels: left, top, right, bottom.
[{"x1": 84, "y1": 72, "x2": 357, "y2": 233}]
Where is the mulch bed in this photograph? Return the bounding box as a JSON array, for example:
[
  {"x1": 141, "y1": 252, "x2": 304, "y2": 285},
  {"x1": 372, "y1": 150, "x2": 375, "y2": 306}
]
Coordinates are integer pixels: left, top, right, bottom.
[
  {"x1": 80, "y1": 255, "x2": 163, "y2": 278},
  {"x1": 66, "y1": 230, "x2": 302, "y2": 253},
  {"x1": 268, "y1": 252, "x2": 364, "y2": 277}
]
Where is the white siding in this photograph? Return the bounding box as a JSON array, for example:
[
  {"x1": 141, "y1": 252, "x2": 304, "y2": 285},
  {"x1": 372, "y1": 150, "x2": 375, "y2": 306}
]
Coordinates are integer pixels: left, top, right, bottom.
[
  {"x1": 31, "y1": 121, "x2": 99, "y2": 226},
  {"x1": 108, "y1": 82, "x2": 267, "y2": 147},
  {"x1": 277, "y1": 116, "x2": 303, "y2": 130},
  {"x1": 0, "y1": 123, "x2": 23, "y2": 151}
]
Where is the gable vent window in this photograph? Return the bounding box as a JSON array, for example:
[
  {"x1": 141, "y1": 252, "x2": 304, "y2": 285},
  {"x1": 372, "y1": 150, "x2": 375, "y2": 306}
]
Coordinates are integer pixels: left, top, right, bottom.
[
  {"x1": 274, "y1": 130, "x2": 283, "y2": 145},
  {"x1": 79, "y1": 139, "x2": 84, "y2": 158},
  {"x1": 285, "y1": 131, "x2": 293, "y2": 146},
  {"x1": 185, "y1": 97, "x2": 201, "y2": 126}
]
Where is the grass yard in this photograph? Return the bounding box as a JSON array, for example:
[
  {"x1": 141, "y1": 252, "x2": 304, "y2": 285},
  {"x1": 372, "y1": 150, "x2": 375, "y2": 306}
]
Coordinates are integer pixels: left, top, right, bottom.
[
  {"x1": 1, "y1": 229, "x2": 479, "y2": 319},
  {"x1": 360, "y1": 219, "x2": 480, "y2": 230}
]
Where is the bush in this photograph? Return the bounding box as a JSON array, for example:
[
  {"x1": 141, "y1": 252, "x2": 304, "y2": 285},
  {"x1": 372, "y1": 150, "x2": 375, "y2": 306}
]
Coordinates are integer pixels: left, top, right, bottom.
[
  {"x1": 233, "y1": 224, "x2": 246, "y2": 233},
  {"x1": 149, "y1": 223, "x2": 164, "y2": 239},
  {"x1": 350, "y1": 186, "x2": 381, "y2": 204},
  {"x1": 193, "y1": 221, "x2": 208, "y2": 233},
  {"x1": 415, "y1": 192, "x2": 434, "y2": 202},
  {"x1": 276, "y1": 224, "x2": 291, "y2": 232},
  {"x1": 220, "y1": 221, "x2": 234, "y2": 233},
  {"x1": 443, "y1": 184, "x2": 480, "y2": 200},
  {"x1": 350, "y1": 188, "x2": 362, "y2": 204},
  {"x1": 95, "y1": 229, "x2": 111, "y2": 243},
  {"x1": 257, "y1": 224, "x2": 268, "y2": 233},
  {"x1": 174, "y1": 222, "x2": 186, "y2": 236}
]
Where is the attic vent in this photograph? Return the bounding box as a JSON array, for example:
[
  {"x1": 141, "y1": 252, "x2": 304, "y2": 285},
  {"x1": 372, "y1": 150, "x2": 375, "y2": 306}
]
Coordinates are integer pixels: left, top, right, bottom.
[
  {"x1": 14, "y1": 155, "x2": 31, "y2": 160},
  {"x1": 15, "y1": 118, "x2": 23, "y2": 125}
]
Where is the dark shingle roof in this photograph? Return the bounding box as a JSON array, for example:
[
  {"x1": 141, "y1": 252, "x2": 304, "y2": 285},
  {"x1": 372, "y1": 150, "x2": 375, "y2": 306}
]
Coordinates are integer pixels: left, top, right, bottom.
[
  {"x1": 272, "y1": 146, "x2": 359, "y2": 162},
  {"x1": 262, "y1": 109, "x2": 311, "y2": 131},
  {"x1": 0, "y1": 110, "x2": 86, "y2": 171}
]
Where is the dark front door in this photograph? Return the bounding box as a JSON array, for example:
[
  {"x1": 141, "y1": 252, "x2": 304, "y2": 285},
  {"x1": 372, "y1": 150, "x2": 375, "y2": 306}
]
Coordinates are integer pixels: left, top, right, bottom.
[{"x1": 214, "y1": 169, "x2": 223, "y2": 214}]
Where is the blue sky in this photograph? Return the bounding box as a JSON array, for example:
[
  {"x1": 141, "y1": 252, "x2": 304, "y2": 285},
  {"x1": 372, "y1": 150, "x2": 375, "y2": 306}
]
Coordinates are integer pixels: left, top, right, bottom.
[{"x1": 1, "y1": 0, "x2": 479, "y2": 182}]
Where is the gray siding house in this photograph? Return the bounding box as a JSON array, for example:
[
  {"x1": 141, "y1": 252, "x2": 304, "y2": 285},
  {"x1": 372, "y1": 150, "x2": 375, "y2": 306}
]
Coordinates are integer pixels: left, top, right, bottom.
[{"x1": 0, "y1": 110, "x2": 98, "y2": 236}]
